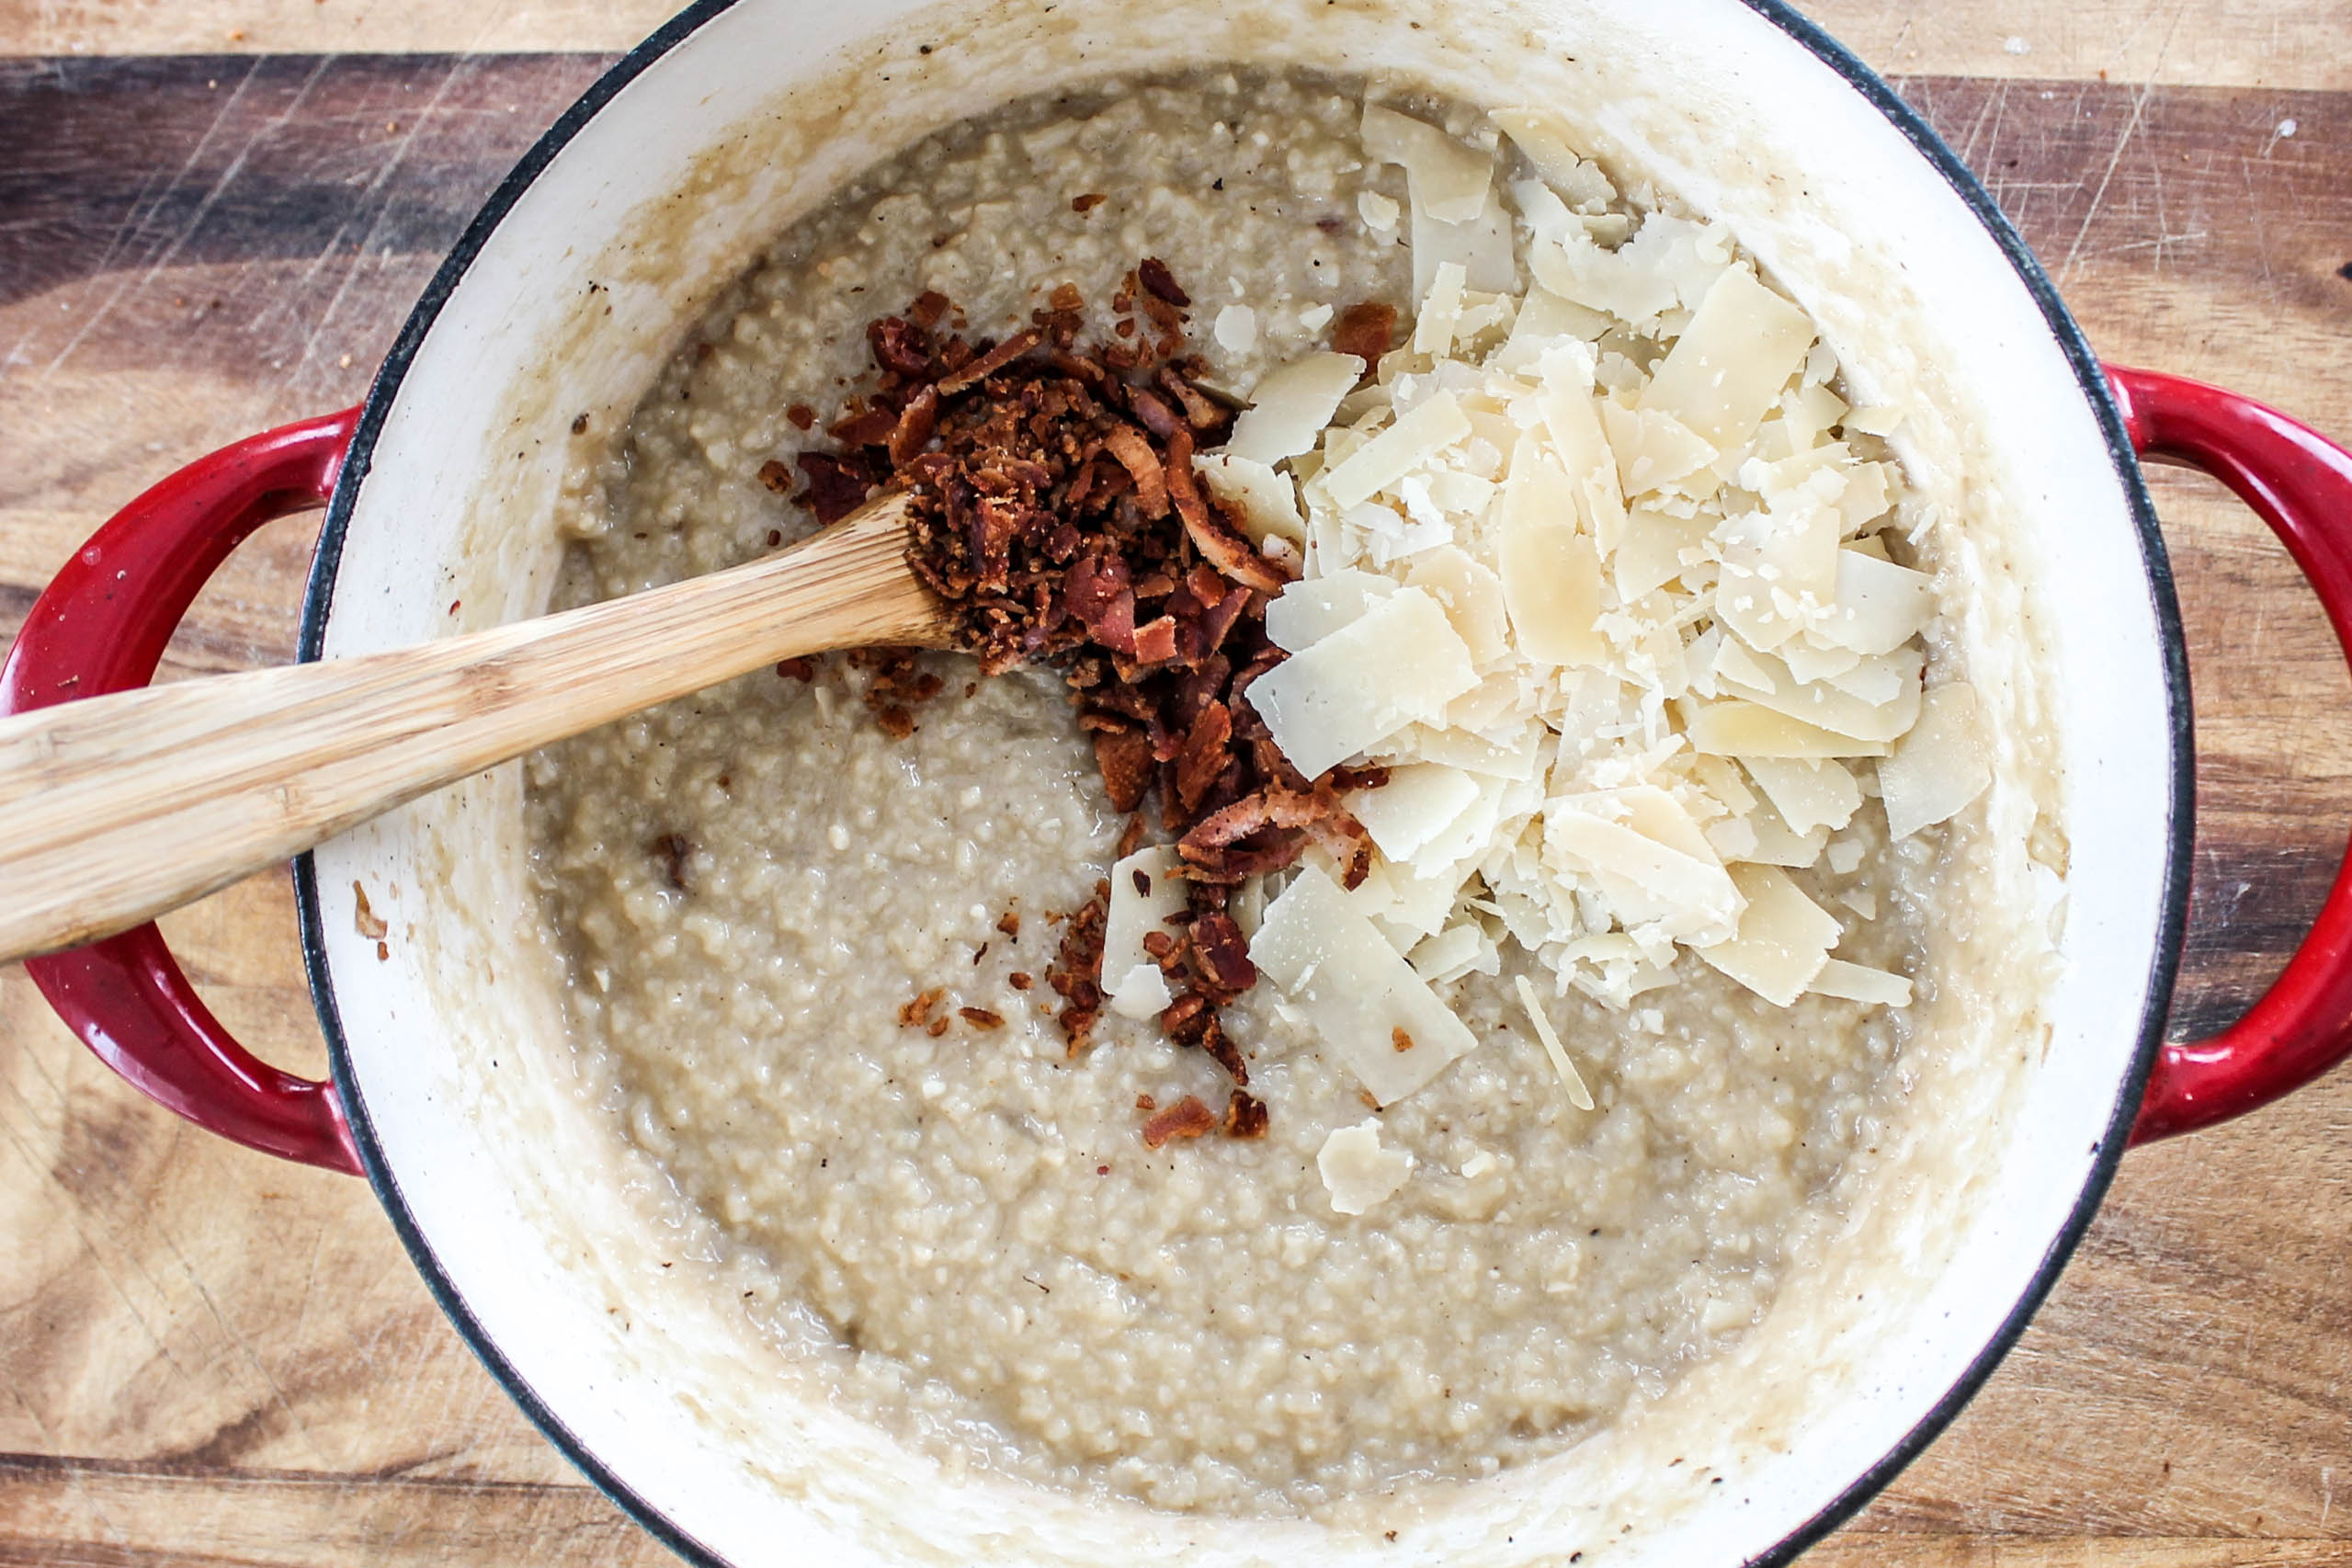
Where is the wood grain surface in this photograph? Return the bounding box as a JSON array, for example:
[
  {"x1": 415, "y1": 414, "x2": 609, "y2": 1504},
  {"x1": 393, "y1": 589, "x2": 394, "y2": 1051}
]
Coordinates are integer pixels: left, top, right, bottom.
[{"x1": 3, "y1": 4, "x2": 2350, "y2": 1563}]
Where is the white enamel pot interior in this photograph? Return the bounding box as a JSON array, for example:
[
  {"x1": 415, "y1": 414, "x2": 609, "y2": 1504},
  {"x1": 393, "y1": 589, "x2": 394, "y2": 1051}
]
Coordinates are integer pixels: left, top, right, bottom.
[{"x1": 295, "y1": 0, "x2": 2188, "y2": 1562}]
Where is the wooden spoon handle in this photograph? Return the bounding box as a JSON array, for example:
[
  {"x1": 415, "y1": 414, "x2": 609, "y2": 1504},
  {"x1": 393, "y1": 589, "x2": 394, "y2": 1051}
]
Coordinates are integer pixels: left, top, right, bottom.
[{"x1": 0, "y1": 493, "x2": 940, "y2": 964}]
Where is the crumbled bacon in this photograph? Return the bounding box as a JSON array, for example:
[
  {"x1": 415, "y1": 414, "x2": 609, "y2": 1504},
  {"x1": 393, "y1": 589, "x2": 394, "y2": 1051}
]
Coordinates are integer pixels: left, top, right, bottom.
[
  {"x1": 1137, "y1": 256, "x2": 1189, "y2": 307},
  {"x1": 773, "y1": 267, "x2": 1396, "y2": 1141},
  {"x1": 1332, "y1": 300, "x2": 1399, "y2": 367},
  {"x1": 1223, "y1": 1090, "x2": 1269, "y2": 1140},
  {"x1": 1141, "y1": 1095, "x2": 1216, "y2": 1148},
  {"x1": 1047, "y1": 881, "x2": 1110, "y2": 1052}
]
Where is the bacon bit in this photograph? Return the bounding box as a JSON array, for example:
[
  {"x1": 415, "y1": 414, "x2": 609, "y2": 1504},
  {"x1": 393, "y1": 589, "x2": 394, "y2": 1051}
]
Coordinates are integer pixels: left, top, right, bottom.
[
  {"x1": 1199, "y1": 1017, "x2": 1249, "y2": 1085},
  {"x1": 1101, "y1": 425, "x2": 1169, "y2": 517},
  {"x1": 888, "y1": 384, "x2": 940, "y2": 466},
  {"x1": 875, "y1": 705, "x2": 915, "y2": 739},
  {"x1": 899, "y1": 987, "x2": 946, "y2": 1028},
  {"x1": 960, "y1": 1006, "x2": 1006, "y2": 1029},
  {"x1": 1009, "y1": 971, "x2": 1034, "y2": 990},
  {"x1": 766, "y1": 529, "x2": 784, "y2": 548},
  {"x1": 1175, "y1": 701, "x2": 1233, "y2": 812},
  {"x1": 776, "y1": 657, "x2": 816, "y2": 681},
  {"x1": 756, "y1": 459, "x2": 794, "y2": 493},
  {"x1": 795, "y1": 451, "x2": 875, "y2": 523},
  {"x1": 936, "y1": 327, "x2": 1043, "y2": 395},
  {"x1": 1191, "y1": 912, "x2": 1256, "y2": 994},
  {"x1": 928, "y1": 1017, "x2": 951, "y2": 1038},
  {"x1": 868, "y1": 316, "x2": 933, "y2": 377},
  {"x1": 1155, "y1": 366, "x2": 1226, "y2": 429},
  {"x1": 1047, "y1": 881, "x2": 1110, "y2": 1052},
  {"x1": 1392, "y1": 1026, "x2": 1415, "y2": 1052},
  {"x1": 788, "y1": 271, "x2": 1404, "y2": 1136},
  {"x1": 1223, "y1": 1090, "x2": 1269, "y2": 1140},
  {"x1": 786, "y1": 403, "x2": 818, "y2": 430},
  {"x1": 1072, "y1": 193, "x2": 1108, "y2": 213},
  {"x1": 1135, "y1": 1093, "x2": 1157, "y2": 1111},
  {"x1": 650, "y1": 833, "x2": 693, "y2": 892},
  {"x1": 1131, "y1": 614, "x2": 1179, "y2": 665},
  {"x1": 1141, "y1": 1095, "x2": 1216, "y2": 1148},
  {"x1": 1333, "y1": 300, "x2": 1399, "y2": 366},
  {"x1": 1137, "y1": 256, "x2": 1190, "y2": 308},
  {"x1": 1094, "y1": 730, "x2": 1154, "y2": 813},
  {"x1": 997, "y1": 910, "x2": 1021, "y2": 937},
  {"x1": 831, "y1": 402, "x2": 899, "y2": 447},
  {"x1": 1116, "y1": 812, "x2": 1149, "y2": 860}
]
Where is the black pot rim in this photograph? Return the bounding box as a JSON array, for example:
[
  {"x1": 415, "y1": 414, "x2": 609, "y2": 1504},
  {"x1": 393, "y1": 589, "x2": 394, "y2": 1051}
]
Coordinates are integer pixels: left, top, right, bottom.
[{"x1": 291, "y1": 4, "x2": 2194, "y2": 1563}]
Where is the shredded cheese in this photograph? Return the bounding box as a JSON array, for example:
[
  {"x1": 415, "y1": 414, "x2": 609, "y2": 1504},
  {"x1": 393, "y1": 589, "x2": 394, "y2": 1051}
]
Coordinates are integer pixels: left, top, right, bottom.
[{"x1": 1515, "y1": 974, "x2": 1596, "y2": 1109}]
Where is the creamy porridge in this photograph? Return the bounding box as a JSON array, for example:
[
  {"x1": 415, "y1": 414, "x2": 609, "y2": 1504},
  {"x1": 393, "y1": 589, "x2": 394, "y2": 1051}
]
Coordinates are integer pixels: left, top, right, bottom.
[{"x1": 528, "y1": 67, "x2": 1988, "y2": 1516}]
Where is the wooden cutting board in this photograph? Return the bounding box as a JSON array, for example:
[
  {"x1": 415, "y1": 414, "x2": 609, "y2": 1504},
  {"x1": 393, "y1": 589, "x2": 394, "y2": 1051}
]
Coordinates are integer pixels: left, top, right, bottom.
[{"x1": 3, "y1": 1, "x2": 2350, "y2": 1562}]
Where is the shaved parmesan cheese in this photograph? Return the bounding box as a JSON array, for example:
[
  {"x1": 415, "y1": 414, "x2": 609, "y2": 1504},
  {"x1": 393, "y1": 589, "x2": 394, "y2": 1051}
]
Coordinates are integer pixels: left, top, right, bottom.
[
  {"x1": 1712, "y1": 640, "x2": 1921, "y2": 744},
  {"x1": 1265, "y1": 568, "x2": 1400, "y2": 652},
  {"x1": 1411, "y1": 921, "x2": 1498, "y2": 984},
  {"x1": 1252, "y1": 867, "x2": 1482, "y2": 1104},
  {"x1": 1190, "y1": 103, "x2": 1960, "y2": 1035},
  {"x1": 1535, "y1": 393, "x2": 1632, "y2": 551},
  {"x1": 1214, "y1": 303, "x2": 1258, "y2": 353},
  {"x1": 1102, "y1": 846, "x2": 1187, "y2": 1012},
  {"x1": 1318, "y1": 1120, "x2": 1415, "y2": 1215},
  {"x1": 1350, "y1": 762, "x2": 1483, "y2": 863},
  {"x1": 1414, "y1": 184, "x2": 1517, "y2": 296},
  {"x1": 1741, "y1": 756, "x2": 1862, "y2": 835},
  {"x1": 1545, "y1": 799, "x2": 1743, "y2": 946},
  {"x1": 1600, "y1": 402, "x2": 1718, "y2": 497},
  {"x1": 1687, "y1": 700, "x2": 1891, "y2": 759},
  {"x1": 1815, "y1": 549, "x2": 1936, "y2": 654},
  {"x1": 1494, "y1": 108, "x2": 1619, "y2": 211},
  {"x1": 1109, "y1": 963, "x2": 1173, "y2": 1018},
  {"x1": 1194, "y1": 451, "x2": 1305, "y2": 545},
  {"x1": 1730, "y1": 792, "x2": 1829, "y2": 867},
  {"x1": 1245, "y1": 586, "x2": 1478, "y2": 775},
  {"x1": 1506, "y1": 289, "x2": 1615, "y2": 358},
  {"x1": 1405, "y1": 547, "x2": 1512, "y2": 666},
  {"x1": 1415, "y1": 262, "x2": 1469, "y2": 353},
  {"x1": 1641, "y1": 266, "x2": 1814, "y2": 453},
  {"x1": 1515, "y1": 974, "x2": 1596, "y2": 1108},
  {"x1": 1499, "y1": 461, "x2": 1608, "y2": 668},
  {"x1": 1695, "y1": 864, "x2": 1839, "y2": 1006},
  {"x1": 1614, "y1": 505, "x2": 1713, "y2": 600},
  {"x1": 1809, "y1": 958, "x2": 1913, "y2": 1006},
  {"x1": 1359, "y1": 190, "x2": 1402, "y2": 232},
  {"x1": 1326, "y1": 392, "x2": 1473, "y2": 510},
  {"x1": 1879, "y1": 682, "x2": 1993, "y2": 839},
  {"x1": 1363, "y1": 103, "x2": 1494, "y2": 223},
  {"x1": 1230, "y1": 353, "x2": 1368, "y2": 465}
]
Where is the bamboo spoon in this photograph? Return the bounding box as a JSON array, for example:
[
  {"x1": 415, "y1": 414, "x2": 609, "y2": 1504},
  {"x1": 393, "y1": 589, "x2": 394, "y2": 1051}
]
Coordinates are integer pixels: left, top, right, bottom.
[{"x1": 0, "y1": 491, "x2": 944, "y2": 965}]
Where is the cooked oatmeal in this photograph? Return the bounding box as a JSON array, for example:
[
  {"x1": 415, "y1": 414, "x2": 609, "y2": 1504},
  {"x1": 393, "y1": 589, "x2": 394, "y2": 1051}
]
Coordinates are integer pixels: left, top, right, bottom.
[{"x1": 528, "y1": 67, "x2": 1967, "y2": 1515}]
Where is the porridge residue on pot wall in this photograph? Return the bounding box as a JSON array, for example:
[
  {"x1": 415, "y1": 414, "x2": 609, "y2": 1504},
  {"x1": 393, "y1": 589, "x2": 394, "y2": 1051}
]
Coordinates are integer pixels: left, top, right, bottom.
[{"x1": 528, "y1": 69, "x2": 1998, "y2": 1514}]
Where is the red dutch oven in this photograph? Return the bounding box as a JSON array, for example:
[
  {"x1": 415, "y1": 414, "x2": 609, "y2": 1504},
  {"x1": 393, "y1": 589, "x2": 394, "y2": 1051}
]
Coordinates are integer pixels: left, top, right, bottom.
[{"x1": 8, "y1": 0, "x2": 2352, "y2": 1562}]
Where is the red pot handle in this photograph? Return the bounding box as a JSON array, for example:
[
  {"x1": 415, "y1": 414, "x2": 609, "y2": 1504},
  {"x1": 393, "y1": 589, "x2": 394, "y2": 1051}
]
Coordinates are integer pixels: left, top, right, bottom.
[
  {"x1": 2, "y1": 409, "x2": 366, "y2": 1175},
  {"x1": 2108, "y1": 365, "x2": 2352, "y2": 1142}
]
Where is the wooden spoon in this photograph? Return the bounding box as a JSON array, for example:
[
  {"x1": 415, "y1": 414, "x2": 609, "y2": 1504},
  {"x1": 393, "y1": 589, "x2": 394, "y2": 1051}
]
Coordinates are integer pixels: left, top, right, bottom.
[{"x1": 0, "y1": 492, "x2": 945, "y2": 965}]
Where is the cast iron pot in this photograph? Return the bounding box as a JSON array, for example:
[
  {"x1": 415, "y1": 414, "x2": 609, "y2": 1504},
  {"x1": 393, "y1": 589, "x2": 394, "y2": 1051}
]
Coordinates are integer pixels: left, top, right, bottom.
[{"x1": 10, "y1": 0, "x2": 2352, "y2": 1562}]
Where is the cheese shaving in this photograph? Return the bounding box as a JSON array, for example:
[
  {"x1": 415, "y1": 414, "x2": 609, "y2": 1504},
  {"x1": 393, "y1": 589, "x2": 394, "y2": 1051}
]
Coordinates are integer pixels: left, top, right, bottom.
[
  {"x1": 1194, "y1": 100, "x2": 1961, "y2": 1106},
  {"x1": 1515, "y1": 974, "x2": 1596, "y2": 1109}
]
